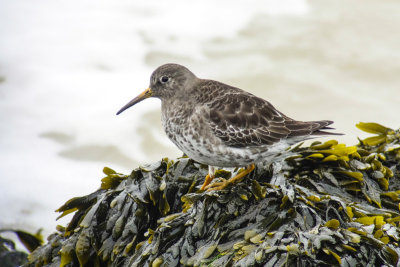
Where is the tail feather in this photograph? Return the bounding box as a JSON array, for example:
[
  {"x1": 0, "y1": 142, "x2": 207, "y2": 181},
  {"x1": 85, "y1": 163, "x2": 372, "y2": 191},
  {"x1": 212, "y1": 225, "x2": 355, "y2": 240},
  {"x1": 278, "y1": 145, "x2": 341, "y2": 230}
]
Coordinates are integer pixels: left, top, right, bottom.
[
  {"x1": 312, "y1": 130, "x2": 343, "y2": 136},
  {"x1": 286, "y1": 120, "x2": 343, "y2": 137},
  {"x1": 311, "y1": 120, "x2": 343, "y2": 136}
]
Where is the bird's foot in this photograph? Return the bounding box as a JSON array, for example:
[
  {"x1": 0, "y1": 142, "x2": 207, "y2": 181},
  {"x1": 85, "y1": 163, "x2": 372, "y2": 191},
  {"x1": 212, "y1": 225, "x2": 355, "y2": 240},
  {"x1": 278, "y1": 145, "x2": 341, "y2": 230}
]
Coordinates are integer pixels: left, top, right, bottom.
[
  {"x1": 204, "y1": 178, "x2": 229, "y2": 191},
  {"x1": 200, "y1": 174, "x2": 215, "y2": 191},
  {"x1": 205, "y1": 164, "x2": 255, "y2": 191}
]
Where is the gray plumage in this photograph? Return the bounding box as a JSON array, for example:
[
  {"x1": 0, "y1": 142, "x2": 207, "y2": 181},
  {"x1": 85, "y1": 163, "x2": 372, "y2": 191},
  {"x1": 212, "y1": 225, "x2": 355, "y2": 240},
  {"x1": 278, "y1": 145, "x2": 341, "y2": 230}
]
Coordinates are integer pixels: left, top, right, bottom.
[{"x1": 117, "y1": 63, "x2": 340, "y2": 169}]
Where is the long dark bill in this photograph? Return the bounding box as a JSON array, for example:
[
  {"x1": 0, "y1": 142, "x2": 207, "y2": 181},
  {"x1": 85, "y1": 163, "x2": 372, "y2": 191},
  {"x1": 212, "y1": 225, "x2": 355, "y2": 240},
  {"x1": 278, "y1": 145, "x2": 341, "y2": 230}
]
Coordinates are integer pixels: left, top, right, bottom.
[{"x1": 116, "y1": 88, "x2": 153, "y2": 115}]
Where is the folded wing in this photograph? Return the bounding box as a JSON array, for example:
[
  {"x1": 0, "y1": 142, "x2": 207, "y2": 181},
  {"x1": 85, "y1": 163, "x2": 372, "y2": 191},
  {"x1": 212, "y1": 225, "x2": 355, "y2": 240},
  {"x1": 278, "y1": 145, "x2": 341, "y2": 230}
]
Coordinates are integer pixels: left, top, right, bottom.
[{"x1": 207, "y1": 87, "x2": 336, "y2": 148}]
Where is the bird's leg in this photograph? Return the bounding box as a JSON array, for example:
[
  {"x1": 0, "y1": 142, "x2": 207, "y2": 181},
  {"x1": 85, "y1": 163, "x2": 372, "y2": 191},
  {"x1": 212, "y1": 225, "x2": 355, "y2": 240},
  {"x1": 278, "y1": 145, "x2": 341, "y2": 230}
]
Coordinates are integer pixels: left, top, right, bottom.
[
  {"x1": 200, "y1": 166, "x2": 216, "y2": 190},
  {"x1": 205, "y1": 164, "x2": 255, "y2": 191}
]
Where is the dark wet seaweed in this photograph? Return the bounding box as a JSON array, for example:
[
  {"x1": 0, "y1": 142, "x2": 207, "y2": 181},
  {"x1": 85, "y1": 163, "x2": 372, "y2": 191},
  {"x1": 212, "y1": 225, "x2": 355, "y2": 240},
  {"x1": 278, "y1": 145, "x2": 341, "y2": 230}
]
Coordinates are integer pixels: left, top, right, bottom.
[{"x1": 25, "y1": 123, "x2": 400, "y2": 266}]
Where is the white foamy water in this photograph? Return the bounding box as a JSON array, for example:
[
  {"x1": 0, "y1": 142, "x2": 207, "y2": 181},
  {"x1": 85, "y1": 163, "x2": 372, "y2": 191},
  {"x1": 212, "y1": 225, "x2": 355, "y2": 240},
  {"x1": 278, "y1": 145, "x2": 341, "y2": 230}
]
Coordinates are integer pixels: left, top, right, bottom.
[{"x1": 0, "y1": 0, "x2": 399, "y2": 249}]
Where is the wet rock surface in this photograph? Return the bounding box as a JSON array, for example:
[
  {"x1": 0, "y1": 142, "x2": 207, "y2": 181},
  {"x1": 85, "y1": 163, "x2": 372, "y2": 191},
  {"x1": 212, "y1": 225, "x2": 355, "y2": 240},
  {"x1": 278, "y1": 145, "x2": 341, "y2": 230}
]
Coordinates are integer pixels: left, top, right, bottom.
[{"x1": 25, "y1": 123, "x2": 400, "y2": 266}]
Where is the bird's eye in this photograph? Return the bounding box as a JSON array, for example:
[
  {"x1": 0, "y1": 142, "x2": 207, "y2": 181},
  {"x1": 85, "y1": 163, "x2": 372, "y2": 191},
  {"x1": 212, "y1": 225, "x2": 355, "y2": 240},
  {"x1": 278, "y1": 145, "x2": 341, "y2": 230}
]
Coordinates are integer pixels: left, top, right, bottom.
[{"x1": 160, "y1": 76, "x2": 169, "y2": 83}]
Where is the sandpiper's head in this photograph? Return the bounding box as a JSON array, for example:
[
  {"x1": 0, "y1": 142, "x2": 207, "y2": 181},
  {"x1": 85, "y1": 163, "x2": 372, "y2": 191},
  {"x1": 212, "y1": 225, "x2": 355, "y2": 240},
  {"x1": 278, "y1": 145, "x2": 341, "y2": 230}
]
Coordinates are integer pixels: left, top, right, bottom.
[{"x1": 116, "y1": 63, "x2": 196, "y2": 115}]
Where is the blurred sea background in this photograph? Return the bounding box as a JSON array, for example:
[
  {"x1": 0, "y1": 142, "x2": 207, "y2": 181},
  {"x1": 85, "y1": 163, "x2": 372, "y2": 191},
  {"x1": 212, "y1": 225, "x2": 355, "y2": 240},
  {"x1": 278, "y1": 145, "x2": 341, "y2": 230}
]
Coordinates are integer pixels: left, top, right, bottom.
[{"x1": 0, "y1": 0, "x2": 399, "y2": 249}]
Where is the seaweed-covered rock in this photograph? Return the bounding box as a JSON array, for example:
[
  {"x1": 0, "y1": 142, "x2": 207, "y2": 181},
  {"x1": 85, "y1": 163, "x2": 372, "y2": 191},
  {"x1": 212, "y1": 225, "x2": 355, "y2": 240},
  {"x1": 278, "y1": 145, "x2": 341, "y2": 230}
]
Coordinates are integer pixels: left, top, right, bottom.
[
  {"x1": 0, "y1": 236, "x2": 27, "y2": 267},
  {"x1": 0, "y1": 228, "x2": 45, "y2": 267},
  {"x1": 0, "y1": 229, "x2": 43, "y2": 266},
  {"x1": 26, "y1": 123, "x2": 400, "y2": 266}
]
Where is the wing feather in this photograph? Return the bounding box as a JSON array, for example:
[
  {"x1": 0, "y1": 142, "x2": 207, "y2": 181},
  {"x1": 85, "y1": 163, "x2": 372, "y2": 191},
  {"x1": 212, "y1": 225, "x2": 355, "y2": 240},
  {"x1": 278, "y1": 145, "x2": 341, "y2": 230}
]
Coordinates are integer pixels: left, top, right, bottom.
[{"x1": 204, "y1": 82, "x2": 337, "y2": 148}]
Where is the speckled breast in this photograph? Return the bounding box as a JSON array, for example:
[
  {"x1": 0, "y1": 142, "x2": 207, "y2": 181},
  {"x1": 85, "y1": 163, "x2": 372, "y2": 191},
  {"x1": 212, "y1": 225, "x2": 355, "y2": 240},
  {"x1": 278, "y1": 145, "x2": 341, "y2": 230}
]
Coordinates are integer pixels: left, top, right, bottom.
[{"x1": 161, "y1": 102, "x2": 285, "y2": 167}]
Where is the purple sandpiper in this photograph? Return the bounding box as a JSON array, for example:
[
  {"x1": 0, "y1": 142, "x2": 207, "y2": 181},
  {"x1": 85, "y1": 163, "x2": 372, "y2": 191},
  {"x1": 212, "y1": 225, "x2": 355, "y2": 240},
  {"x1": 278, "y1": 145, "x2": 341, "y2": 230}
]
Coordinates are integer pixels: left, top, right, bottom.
[{"x1": 117, "y1": 63, "x2": 340, "y2": 191}]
